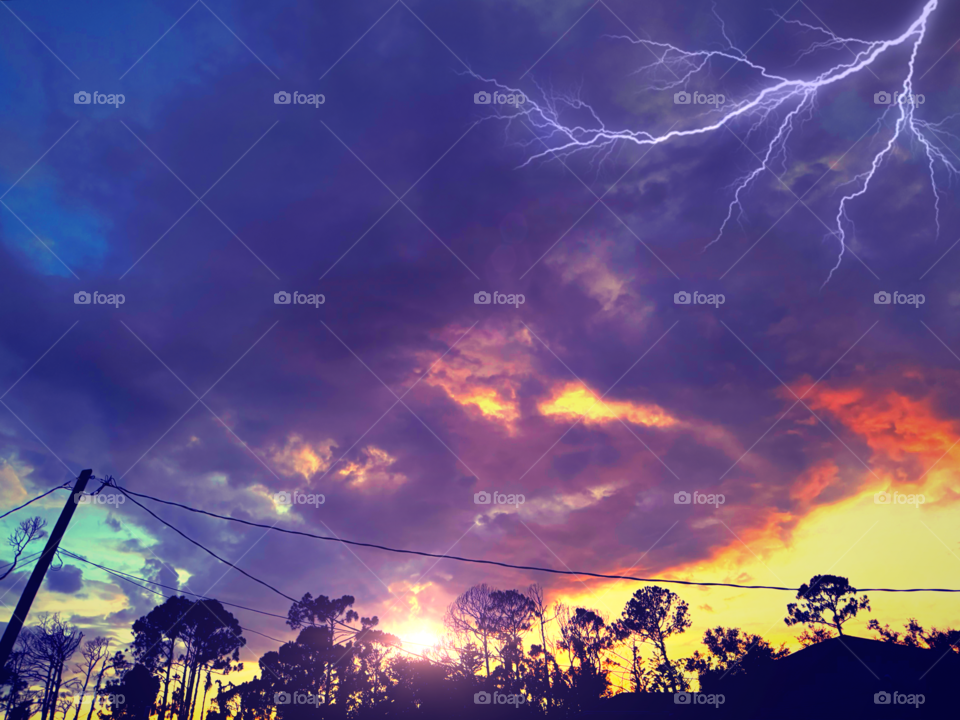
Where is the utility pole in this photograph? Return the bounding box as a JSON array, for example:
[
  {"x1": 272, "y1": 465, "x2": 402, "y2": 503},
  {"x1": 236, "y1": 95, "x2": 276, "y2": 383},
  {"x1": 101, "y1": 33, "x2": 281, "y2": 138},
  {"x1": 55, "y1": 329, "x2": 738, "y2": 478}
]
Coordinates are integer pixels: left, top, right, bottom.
[{"x1": 0, "y1": 469, "x2": 92, "y2": 669}]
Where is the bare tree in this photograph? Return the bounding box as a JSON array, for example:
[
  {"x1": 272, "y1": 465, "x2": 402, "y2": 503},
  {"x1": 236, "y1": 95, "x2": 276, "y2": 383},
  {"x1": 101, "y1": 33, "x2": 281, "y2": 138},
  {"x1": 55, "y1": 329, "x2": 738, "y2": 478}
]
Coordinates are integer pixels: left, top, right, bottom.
[
  {"x1": 527, "y1": 584, "x2": 556, "y2": 709},
  {"x1": 18, "y1": 614, "x2": 83, "y2": 720},
  {"x1": 444, "y1": 584, "x2": 496, "y2": 678},
  {"x1": 0, "y1": 518, "x2": 47, "y2": 581},
  {"x1": 85, "y1": 649, "x2": 124, "y2": 720},
  {"x1": 69, "y1": 638, "x2": 109, "y2": 720}
]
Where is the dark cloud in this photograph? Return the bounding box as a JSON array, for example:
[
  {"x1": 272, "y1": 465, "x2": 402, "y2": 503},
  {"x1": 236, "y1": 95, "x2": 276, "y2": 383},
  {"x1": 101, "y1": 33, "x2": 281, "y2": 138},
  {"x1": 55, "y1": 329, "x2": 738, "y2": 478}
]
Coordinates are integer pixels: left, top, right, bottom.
[{"x1": 46, "y1": 564, "x2": 84, "y2": 594}]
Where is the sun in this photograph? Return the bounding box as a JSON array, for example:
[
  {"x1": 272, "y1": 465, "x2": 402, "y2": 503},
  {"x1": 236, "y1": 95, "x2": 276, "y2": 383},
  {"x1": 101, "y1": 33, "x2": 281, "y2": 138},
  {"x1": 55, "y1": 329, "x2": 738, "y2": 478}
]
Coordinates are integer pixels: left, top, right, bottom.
[{"x1": 396, "y1": 621, "x2": 442, "y2": 652}]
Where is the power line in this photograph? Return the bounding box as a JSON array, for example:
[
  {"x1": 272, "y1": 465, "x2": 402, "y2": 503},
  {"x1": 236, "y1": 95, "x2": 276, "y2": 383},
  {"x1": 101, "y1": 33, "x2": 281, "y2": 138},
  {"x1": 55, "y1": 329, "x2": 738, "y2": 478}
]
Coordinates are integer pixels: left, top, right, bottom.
[
  {"x1": 110, "y1": 486, "x2": 452, "y2": 663},
  {"x1": 83, "y1": 553, "x2": 289, "y2": 645},
  {"x1": 60, "y1": 549, "x2": 290, "y2": 621},
  {"x1": 59, "y1": 549, "x2": 285, "y2": 643},
  {"x1": 113, "y1": 487, "x2": 303, "y2": 605},
  {"x1": 60, "y1": 551, "x2": 443, "y2": 649},
  {"x1": 60, "y1": 548, "x2": 450, "y2": 674},
  {"x1": 113, "y1": 484, "x2": 960, "y2": 593},
  {"x1": 0, "y1": 549, "x2": 45, "y2": 571},
  {"x1": 0, "y1": 482, "x2": 71, "y2": 521}
]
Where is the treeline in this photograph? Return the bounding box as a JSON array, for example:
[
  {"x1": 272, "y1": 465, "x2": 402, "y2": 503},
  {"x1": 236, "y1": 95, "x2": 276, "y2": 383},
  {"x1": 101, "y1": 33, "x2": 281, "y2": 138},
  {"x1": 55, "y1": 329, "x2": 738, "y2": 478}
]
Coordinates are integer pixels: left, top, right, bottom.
[{"x1": 1, "y1": 574, "x2": 957, "y2": 719}]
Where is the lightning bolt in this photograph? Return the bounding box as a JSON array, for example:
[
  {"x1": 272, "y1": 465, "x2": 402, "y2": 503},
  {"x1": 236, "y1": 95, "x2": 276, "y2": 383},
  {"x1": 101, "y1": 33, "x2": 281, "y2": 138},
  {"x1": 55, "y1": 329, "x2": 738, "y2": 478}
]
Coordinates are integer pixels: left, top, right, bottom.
[{"x1": 479, "y1": 0, "x2": 954, "y2": 284}]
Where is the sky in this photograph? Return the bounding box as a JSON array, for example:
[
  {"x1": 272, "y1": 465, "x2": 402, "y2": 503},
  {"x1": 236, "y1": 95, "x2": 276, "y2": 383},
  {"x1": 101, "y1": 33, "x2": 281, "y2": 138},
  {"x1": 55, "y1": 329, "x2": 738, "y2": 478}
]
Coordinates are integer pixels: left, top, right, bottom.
[{"x1": 1, "y1": 0, "x2": 959, "y2": 689}]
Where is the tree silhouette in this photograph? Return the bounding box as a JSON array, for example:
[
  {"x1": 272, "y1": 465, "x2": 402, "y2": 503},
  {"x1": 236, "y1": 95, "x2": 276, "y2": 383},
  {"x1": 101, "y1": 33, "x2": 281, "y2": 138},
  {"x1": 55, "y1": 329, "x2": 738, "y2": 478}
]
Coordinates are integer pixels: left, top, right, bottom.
[
  {"x1": 18, "y1": 614, "x2": 83, "y2": 720},
  {"x1": 131, "y1": 595, "x2": 192, "y2": 720},
  {"x1": 443, "y1": 585, "x2": 496, "y2": 678},
  {"x1": 868, "y1": 617, "x2": 960, "y2": 653},
  {"x1": 556, "y1": 606, "x2": 613, "y2": 706},
  {"x1": 784, "y1": 575, "x2": 870, "y2": 638},
  {"x1": 0, "y1": 518, "x2": 47, "y2": 581},
  {"x1": 86, "y1": 652, "x2": 127, "y2": 720},
  {"x1": 684, "y1": 627, "x2": 788, "y2": 691},
  {"x1": 286, "y1": 594, "x2": 359, "y2": 706},
  {"x1": 177, "y1": 601, "x2": 244, "y2": 720},
  {"x1": 615, "y1": 586, "x2": 691, "y2": 692},
  {"x1": 526, "y1": 584, "x2": 555, "y2": 710},
  {"x1": 99, "y1": 665, "x2": 159, "y2": 720},
  {"x1": 488, "y1": 589, "x2": 534, "y2": 685},
  {"x1": 70, "y1": 638, "x2": 110, "y2": 720}
]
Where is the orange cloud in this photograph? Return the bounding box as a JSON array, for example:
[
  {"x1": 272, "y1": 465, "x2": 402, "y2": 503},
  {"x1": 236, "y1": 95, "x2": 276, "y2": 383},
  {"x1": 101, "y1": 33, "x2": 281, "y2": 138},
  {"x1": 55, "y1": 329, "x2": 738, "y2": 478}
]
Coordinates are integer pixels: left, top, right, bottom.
[
  {"x1": 783, "y1": 373, "x2": 960, "y2": 500},
  {"x1": 790, "y1": 461, "x2": 840, "y2": 502},
  {"x1": 337, "y1": 445, "x2": 407, "y2": 492},
  {"x1": 268, "y1": 434, "x2": 337, "y2": 479},
  {"x1": 794, "y1": 379, "x2": 958, "y2": 463},
  {"x1": 417, "y1": 323, "x2": 535, "y2": 432}
]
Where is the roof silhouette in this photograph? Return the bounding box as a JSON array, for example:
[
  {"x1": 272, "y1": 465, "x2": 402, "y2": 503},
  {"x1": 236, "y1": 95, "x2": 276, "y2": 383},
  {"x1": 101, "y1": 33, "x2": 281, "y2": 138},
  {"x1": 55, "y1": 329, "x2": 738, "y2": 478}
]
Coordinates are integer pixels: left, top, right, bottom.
[{"x1": 594, "y1": 636, "x2": 959, "y2": 719}]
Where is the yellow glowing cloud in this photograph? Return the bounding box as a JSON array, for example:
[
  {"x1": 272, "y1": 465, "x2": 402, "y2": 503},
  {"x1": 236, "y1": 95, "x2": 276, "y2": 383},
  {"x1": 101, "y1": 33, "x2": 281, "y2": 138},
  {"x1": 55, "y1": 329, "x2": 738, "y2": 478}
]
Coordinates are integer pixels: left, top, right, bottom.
[
  {"x1": 269, "y1": 434, "x2": 337, "y2": 479},
  {"x1": 538, "y1": 382, "x2": 677, "y2": 428},
  {"x1": 338, "y1": 445, "x2": 407, "y2": 492},
  {"x1": 418, "y1": 323, "x2": 534, "y2": 431}
]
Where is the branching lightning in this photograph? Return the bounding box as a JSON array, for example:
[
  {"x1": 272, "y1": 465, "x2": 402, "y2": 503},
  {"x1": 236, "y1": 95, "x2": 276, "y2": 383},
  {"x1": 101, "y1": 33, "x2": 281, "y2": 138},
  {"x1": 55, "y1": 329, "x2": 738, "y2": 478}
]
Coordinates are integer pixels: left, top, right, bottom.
[{"x1": 480, "y1": 0, "x2": 956, "y2": 283}]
